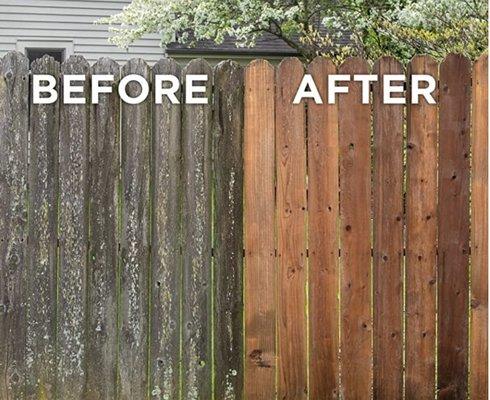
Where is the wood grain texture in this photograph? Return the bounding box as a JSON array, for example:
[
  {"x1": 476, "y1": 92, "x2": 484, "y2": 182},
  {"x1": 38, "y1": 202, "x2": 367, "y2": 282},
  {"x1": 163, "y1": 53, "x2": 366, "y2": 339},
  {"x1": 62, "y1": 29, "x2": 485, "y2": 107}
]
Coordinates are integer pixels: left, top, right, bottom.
[
  {"x1": 437, "y1": 54, "x2": 471, "y2": 399},
  {"x1": 338, "y1": 57, "x2": 372, "y2": 400},
  {"x1": 372, "y1": 57, "x2": 404, "y2": 400},
  {"x1": 213, "y1": 60, "x2": 244, "y2": 400},
  {"x1": 243, "y1": 59, "x2": 276, "y2": 400},
  {"x1": 0, "y1": 51, "x2": 29, "y2": 400},
  {"x1": 307, "y1": 56, "x2": 340, "y2": 400},
  {"x1": 181, "y1": 58, "x2": 213, "y2": 400},
  {"x1": 26, "y1": 55, "x2": 60, "y2": 400},
  {"x1": 58, "y1": 55, "x2": 90, "y2": 400},
  {"x1": 85, "y1": 58, "x2": 120, "y2": 400},
  {"x1": 151, "y1": 58, "x2": 182, "y2": 400},
  {"x1": 276, "y1": 57, "x2": 307, "y2": 400},
  {"x1": 120, "y1": 58, "x2": 151, "y2": 400},
  {"x1": 405, "y1": 55, "x2": 438, "y2": 400},
  {"x1": 469, "y1": 54, "x2": 488, "y2": 400}
]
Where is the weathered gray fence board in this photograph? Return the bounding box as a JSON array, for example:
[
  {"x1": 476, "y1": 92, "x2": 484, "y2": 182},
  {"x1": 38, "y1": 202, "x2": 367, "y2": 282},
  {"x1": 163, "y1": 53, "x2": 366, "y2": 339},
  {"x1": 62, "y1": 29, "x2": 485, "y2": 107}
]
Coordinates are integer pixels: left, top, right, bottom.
[
  {"x1": 150, "y1": 58, "x2": 182, "y2": 400},
  {"x1": 85, "y1": 58, "x2": 120, "y2": 400},
  {"x1": 58, "y1": 55, "x2": 90, "y2": 400},
  {"x1": 0, "y1": 51, "x2": 29, "y2": 400},
  {"x1": 26, "y1": 55, "x2": 59, "y2": 400},
  {"x1": 181, "y1": 58, "x2": 213, "y2": 399},
  {"x1": 120, "y1": 58, "x2": 151, "y2": 400},
  {"x1": 213, "y1": 60, "x2": 244, "y2": 400}
]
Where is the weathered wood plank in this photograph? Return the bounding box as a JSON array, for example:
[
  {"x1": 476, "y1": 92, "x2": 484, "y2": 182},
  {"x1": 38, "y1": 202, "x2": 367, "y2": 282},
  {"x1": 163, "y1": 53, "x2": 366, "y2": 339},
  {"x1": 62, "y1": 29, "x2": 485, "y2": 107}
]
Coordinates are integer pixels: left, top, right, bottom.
[
  {"x1": 338, "y1": 57, "x2": 372, "y2": 399},
  {"x1": 307, "y1": 56, "x2": 340, "y2": 400},
  {"x1": 150, "y1": 58, "x2": 181, "y2": 400},
  {"x1": 26, "y1": 55, "x2": 59, "y2": 400},
  {"x1": 120, "y1": 58, "x2": 151, "y2": 400},
  {"x1": 243, "y1": 59, "x2": 276, "y2": 400},
  {"x1": 213, "y1": 60, "x2": 244, "y2": 400},
  {"x1": 58, "y1": 55, "x2": 90, "y2": 400},
  {"x1": 437, "y1": 53, "x2": 471, "y2": 399},
  {"x1": 405, "y1": 55, "x2": 439, "y2": 400},
  {"x1": 181, "y1": 58, "x2": 213, "y2": 400},
  {"x1": 469, "y1": 54, "x2": 488, "y2": 400},
  {"x1": 85, "y1": 58, "x2": 120, "y2": 400},
  {"x1": 276, "y1": 57, "x2": 307, "y2": 400},
  {"x1": 372, "y1": 57, "x2": 404, "y2": 400},
  {"x1": 0, "y1": 51, "x2": 29, "y2": 400}
]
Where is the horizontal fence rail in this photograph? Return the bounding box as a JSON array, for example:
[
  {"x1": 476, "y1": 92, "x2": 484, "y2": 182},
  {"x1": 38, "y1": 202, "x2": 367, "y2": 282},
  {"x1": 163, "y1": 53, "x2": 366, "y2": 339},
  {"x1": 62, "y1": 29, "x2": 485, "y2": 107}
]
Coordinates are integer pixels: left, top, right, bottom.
[{"x1": 0, "y1": 51, "x2": 487, "y2": 400}]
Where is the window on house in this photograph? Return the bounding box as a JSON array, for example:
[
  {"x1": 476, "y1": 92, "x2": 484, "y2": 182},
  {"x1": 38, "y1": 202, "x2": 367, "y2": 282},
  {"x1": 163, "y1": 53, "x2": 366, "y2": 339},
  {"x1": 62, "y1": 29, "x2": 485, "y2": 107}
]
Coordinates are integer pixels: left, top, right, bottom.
[{"x1": 26, "y1": 48, "x2": 65, "y2": 65}]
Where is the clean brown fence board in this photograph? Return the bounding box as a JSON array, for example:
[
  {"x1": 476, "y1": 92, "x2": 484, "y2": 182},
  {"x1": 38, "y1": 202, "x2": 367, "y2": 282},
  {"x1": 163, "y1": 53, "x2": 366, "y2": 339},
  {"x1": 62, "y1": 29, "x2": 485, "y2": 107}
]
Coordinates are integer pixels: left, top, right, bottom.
[
  {"x1": 120, "y1": 58, "x2": 151, "y2": 400},
  {"x1": 213, "y1": 60, "x2": 244, "y2": 400},
  {"x1": 405, "y1": 55, "x2": 438, "y2": 399},
  {"x1": 86, "y1": 58, "x2": 120, "y2": 400},
  {"x1": 0, "y1": 51, "x2": 29, "y2": 400},
  {"x1": 150, "y1": 58, "x2": 182, "y2": 400},
  {"x1": 243, "y1": 59, "x2": 276, "y2": 400},
  {"x1": 338, "y1": 57, "x2": 372, "y2": 399},
  {"x1": 470, "y1": 54, "x2": 488, "y2": 400},
  {"x1": 58, "y1": 55, "x2": 90, "y2": 400},
  {"x1": 26, "y1": 55, "x2": 59, "y2": 400},
  {"x1": 181, "y1": 58, "x2": 213, "y2": 399},
  {"x1": 276, "y1": 57, "x2": 307, "y2": 399},
  {"x1": 372, "y1": 57, "x2": 404, "y2": 399},
  {"x1": 437, "y1": 53, "x2": 471, "y2": 399},
  {"x1": 307, "y1": 56, "x2": 340, "y2": 400}
]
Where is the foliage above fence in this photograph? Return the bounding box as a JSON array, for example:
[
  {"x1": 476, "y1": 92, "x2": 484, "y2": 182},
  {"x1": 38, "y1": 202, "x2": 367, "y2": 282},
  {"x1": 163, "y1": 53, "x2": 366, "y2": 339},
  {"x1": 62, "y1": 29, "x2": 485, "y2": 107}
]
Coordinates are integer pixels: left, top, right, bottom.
[{"x1": 0, "y1": 51, "x2": 487, "y2": 400}]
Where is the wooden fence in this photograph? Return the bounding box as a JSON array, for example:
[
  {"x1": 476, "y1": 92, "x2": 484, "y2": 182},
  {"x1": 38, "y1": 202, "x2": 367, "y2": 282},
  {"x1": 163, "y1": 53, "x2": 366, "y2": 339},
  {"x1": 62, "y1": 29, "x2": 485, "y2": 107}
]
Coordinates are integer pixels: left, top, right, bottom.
[{"x1": 0, "y1": 50, "x2": 487, "y2": 400}]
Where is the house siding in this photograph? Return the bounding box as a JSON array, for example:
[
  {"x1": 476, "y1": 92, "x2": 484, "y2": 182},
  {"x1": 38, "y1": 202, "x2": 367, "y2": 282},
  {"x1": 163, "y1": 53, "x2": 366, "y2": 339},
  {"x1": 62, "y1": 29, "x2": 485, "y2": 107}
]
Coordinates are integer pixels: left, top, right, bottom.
[{"x1": 0, "y1": 0, "x2": 165, "y2": 64}]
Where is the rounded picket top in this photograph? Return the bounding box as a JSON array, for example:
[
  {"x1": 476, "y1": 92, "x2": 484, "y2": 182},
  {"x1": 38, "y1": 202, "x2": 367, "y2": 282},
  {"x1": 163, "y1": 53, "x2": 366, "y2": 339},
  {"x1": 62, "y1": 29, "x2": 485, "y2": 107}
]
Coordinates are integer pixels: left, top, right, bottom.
[
  {"x1": 1, "y1": 50, "x2": 29, "y2": 79},
  {"x1": 474, "y1": 52, "x2": 488, "y2": 69},
  {"x1": 214, "y1": 59, "x2": 243, "y2": 89},
  {"x1": 308, "y1": 55, "x2": 336, "y2": 74},
  {"x1": 30, "y1": 54, "x2": 60, "y2": 75},
  {"x1": 277, "y1": 56, "x2": 304, "y2": 75},
  {"x1": 246, "y1": 58, "x2": 274, "y2": 70},
  {"x1": 339, "y1": 56, "x2": 370, "y2": 74},
  {"x1": 408, "y1": 54, "x2": 438, "y2": 74},
  {"x1": 92, "y1": 57, "x2": 120, "y2": 77},
  {"x1": 182, "y1": 57, "x2": 213, "y2": 79},
  {"x1": 440, "y1": 53, "x2": 472, "y2": 78},
  {"x1": 122, "y1": 57, "x2": 150, "y2": 77},
  {"x1": 61, "y1": 54, "x2": 90, "y2": 75},
  {"x1": 373, "y1": 55, "x2": 404, "y2": 75},
  {"x1": 153, "y1": 57, "x2": 181, "y2": 76}
]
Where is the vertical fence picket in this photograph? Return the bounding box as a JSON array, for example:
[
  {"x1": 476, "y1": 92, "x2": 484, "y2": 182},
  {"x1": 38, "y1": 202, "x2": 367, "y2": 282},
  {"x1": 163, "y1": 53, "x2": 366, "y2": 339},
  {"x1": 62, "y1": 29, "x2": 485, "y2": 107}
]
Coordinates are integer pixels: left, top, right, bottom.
[
  {"x1": 181, "y1": 58, "x2": 213, "y2": 399},
  {"x1": 405, "y1": 55, "x2": 439, "y2": 399},
  {"x1": 470, "y1": 54, "x2": 488, "y2": 400},
  {"x1": 86, "y1": 58, "x2": 120, "y2": 400},
  {"x1": 338, "y1": 57, "x2": 372, "y2": 399},
  {"x1": 120, "y1": 58, "x2": 151, "y2": 400},
  {"x1": 243, "y1": 59, "x2": 276, "y2": 400},
  {"x1": 213, "y1": 60, "x2": 244, "y2": 400},
  {"x1": 276, "y1": 57, "x2": 307, "y2": 399},
  {"x1": 372, "y1": 57, "x2": 404, "y2": 399},
  {"x1": 307, "y1": 56, "x2": 340, "y2": 400},
  {"x1": 26, "y1": 55, "x2": 59, "y2": 400},
  {"x1": 0, "y1": 51, "x2": 29, "y2": 400},
  {"x1": 150, "y1": 58, "x2": 182, "y2": 400},
  {"x1": 58, "y1": 55, "x2": 90, "y2": 400},
  {"x1": 437, "y1": 54, "x2": 471, "y2": 399}
]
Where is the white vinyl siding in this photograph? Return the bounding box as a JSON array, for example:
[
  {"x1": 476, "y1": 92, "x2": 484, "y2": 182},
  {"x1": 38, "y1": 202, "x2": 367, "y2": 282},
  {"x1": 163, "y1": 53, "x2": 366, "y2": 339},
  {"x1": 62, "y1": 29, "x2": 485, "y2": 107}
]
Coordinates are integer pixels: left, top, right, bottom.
[{"x1": 0, "y1": 0, "x2": 164, "y2": 64}]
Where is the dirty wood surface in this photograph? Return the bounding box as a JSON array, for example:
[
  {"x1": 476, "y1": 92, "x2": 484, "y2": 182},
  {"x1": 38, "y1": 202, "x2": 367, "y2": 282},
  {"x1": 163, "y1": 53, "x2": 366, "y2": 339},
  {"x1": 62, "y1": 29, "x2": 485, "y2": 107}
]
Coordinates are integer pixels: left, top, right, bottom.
[
  {"x1": 26, "y1": 55, "x2": 60, "y2": 400},
  {"x1": 150, "y1": 58, "x2": 182, "y2": 400},
  {"x1": 0, "y1": 51, "x2": 29, "y2": 400},
  {"x1": 119, "y1": 58, "x2": 151, "y2": 400},
  {"x1": 243, "y1": 59, "x2": 276, "y2": 400},
  {"x1": 85, "y1": 58, "x2": 120, "y2": 400},
  {"x1": 213, "y1": 60, "x2": 244, "y2": 400},
  {"x1": 437, "y1": 54, "x2": 471, "y2": 399},
  {"x1": 276, "y1": 57, "x2": 308, "y2": 400},
  {"x1": 181, "y1": 58, "x2": 213, "y2": 400},
  {"x1": 307, "y1": 56, "x2": 340, "y2": 400}
]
